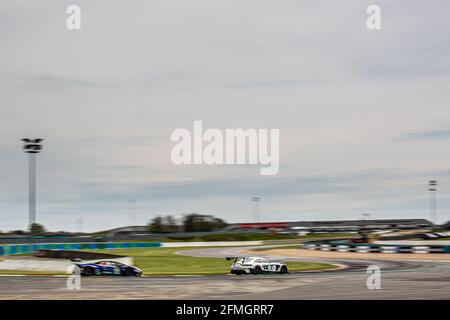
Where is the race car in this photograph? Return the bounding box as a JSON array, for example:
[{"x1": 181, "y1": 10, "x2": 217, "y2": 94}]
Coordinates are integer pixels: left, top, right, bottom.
[
  {"x1": 226, "y1": 256, "x2": 289, "y2": 275},
  {"x1": 73, "y1": 260, "x2": 143, "y2": 277}
]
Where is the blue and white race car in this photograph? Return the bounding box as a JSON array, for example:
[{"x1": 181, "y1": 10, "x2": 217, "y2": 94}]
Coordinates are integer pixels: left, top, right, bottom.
[{"x1": 74, "y1": 260, "x2": 143, "y2": 277}]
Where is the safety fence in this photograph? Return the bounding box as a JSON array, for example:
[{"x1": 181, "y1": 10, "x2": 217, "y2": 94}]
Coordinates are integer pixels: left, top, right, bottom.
[
  {"x1": 0, "y1": 241, "x2": 162, "y2": 256},
  {"x1": 0, "y1": 240, "x2": 267, "y2": 256},
  {"x1": 303, "y1": 242, "x2": 450, "y2": 254}
]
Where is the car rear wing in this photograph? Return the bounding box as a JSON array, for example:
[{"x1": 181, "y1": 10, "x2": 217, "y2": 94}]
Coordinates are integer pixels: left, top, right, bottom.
[
  {"x1": 225, "y1": 256, "x2": 246, "y2": 261},
  {"x1": 268, "y1": 259, "x2": 284, "y2": 263}
]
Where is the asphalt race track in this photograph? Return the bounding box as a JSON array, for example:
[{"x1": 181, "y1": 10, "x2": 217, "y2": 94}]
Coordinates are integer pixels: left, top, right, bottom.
[{"x1": 1, "y1": 246, "x2": 450, "y2": 299}]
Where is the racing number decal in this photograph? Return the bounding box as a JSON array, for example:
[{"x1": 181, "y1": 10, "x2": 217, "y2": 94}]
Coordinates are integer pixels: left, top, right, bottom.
[
  {"x1": 268, "y1": 265, "x2": 277, "y2": 272},
  {"x1": 262, "y1": 264, "x2": 277, "y2": 272}
]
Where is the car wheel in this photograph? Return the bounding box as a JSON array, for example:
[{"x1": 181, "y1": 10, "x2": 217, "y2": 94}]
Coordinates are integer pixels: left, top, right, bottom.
[
  {"x1": 280, "y1": 265, "x2": 288, "y2": 274},
  {"x1": 253, "y1": 266, "x2": 262, "y2": 275},
  {"x1": 84, "y1": 267, "x2": 95, "y2": 276}
]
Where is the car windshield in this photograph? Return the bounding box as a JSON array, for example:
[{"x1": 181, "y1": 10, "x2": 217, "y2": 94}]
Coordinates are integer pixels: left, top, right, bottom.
[
  {"x1": 236, "y1": 258, "x2": 254, "y2": 264},
  {"x1": 97, "y1": 261, "x2": 122, "y2": 266}
]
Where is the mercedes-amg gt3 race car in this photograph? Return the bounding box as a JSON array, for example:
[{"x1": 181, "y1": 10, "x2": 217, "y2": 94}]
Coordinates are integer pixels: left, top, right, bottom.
[
  {"x1": 226, "y1": 256, "x2": 289, "y2": 275},
  {"x1": 74, "y1": 260, "x2": 143, "y2": 277}
]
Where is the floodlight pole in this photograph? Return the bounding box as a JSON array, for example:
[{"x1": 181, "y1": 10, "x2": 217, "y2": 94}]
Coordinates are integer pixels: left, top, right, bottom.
[
  {"x1": 22, "y1": 139, "x2": 43, "y2": 252},
  {"x1": 28, "y1": 153, "x2": 37, "y2": 227},
  {"x1": 252, "y1": 197, "x2": 261, "y2": 223},
  {"x1": 428, "y1": 180, "x2": 438, "y2": 225},
  {"x1": 129, "y1": 199, "x2": 137, "y2": 226}
]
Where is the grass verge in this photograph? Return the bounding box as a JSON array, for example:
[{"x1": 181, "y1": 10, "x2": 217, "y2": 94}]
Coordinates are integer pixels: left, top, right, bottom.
[
  {"x1": 0, "y1": 270, "x2": 65, "y2": 276},
  {"x1": 0, "y1": 246, "x2": 334, "y2": 275},
  {"x1": 94, "y1": 247, "x2": 334, "y2": 275}
]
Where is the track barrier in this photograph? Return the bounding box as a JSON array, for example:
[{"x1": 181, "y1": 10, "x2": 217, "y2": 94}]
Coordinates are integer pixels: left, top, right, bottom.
[
  {"x1": 0, "y1": 242, "x2": 161, "y2": 256},
  {"x1": 302, "y1": 241, "x2": 450, "y2": 254},
  {"x1": 0, "y1": 240, "x2": 265, "y2": 256}
]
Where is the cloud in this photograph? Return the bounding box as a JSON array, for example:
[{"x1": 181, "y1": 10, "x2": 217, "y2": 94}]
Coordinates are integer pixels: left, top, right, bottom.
[
  {"x1": 1, "y1": 1, "x2": 450, "y2": 231},
  {"x1": 404, "y1": 129, "x2": 450, "y2": 140},
  {"x1": 30, "y1": 73, "x2": 122, "y2": 90}
]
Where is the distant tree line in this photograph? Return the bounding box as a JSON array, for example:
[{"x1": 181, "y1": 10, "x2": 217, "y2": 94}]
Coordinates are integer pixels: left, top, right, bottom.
[
  {"x1": 30, "y1": 223, "x2": 46, "y2": 234},
  {"x1": 1, "y1": 223, "x2": 47, "y2": 235},
  {"x1": 148, "y1": 213, "x2": 227, "y2": 233}
]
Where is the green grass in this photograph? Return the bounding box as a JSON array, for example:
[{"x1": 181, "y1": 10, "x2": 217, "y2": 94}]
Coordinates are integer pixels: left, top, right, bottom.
[
  {"x1": 94, "y1": 247, "x2": 334, "y2": 275},
  {"x1": 0, "y1": 246, "x2": 334, "y2": 275},
  {"x1": 0, "y1": 270, "x2": 65, "y2": 276}
]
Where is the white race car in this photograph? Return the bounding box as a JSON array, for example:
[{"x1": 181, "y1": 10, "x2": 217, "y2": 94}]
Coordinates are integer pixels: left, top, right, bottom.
[{"x1": 226, "y1": 256, "x2": 289, "y2": 275}]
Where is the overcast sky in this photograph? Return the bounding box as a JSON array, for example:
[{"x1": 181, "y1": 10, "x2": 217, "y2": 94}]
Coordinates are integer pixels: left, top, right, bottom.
[{"x1": 1, "y1": 1, "x2": 450, "y2": 232}]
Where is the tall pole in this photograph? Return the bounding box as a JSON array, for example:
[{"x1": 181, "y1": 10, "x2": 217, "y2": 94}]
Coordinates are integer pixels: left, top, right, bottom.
[
  {"x1": 22, "y1": 138, "x2": 43, "y2": 253},
  {"x1": 129, "y1": 199, "x2": 136, "y2": 226},
  {"x1": 77, "y1": 217, "x2": 84, "y2": 233},
  {"x1": 252, "y1": 197, "x2": 260, "y2": 223},
  {"x1": 28, "y1": 153, "x2": 37, "y2": 227},
  {"x1": 428, "y1": 180, "x2": 438, "y2": 225}
]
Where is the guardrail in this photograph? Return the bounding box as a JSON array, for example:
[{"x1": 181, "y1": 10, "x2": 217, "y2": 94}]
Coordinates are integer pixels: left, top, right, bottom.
[
  {"x1": 0, "y1": 240, "x2": 267, "y2": 256},
  {"x1": 0, "y1": 242, "x2": 162, "y2": 256},
  {"x1": 303, "y1": 241, "x2": 450, "y2": 254}
]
